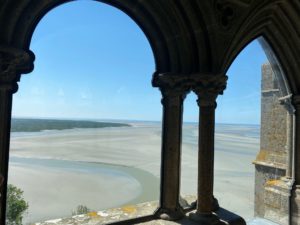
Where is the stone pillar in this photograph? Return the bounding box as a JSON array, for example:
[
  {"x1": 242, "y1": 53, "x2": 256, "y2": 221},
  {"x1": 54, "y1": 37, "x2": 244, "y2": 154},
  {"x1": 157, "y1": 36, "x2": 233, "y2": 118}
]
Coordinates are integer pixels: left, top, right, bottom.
[
  {"x1": 254, "y1": 64, "x2": 291, "y2": 223},
  {"x1": 291, "y1": 95, "x2": 300, "y2": 225},
  {"x1": 0, "y1": 46, "x2": 34, "y2": 224},
  {"x1": 152, "y1": 73, "x2": 189, "y2": 220},
  {"x1": 278, "y1": 94, "x2": 294, "y2": 180},
  {"x1": 189, "y1": 74, "x2": 227, "y2": 224},
  {"x1": 283, "y1": 101, "x2": 294, "y2": 180}
]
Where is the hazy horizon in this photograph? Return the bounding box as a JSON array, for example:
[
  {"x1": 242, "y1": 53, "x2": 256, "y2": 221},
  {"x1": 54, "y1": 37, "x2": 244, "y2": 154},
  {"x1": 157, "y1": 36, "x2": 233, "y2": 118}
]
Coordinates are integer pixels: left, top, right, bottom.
[
  {"x1": 10, "y1": 116, "x2": 261, "y2": 126},
  {"x1": 12, "y1": 1, "x2": 266, "y2": 125}
]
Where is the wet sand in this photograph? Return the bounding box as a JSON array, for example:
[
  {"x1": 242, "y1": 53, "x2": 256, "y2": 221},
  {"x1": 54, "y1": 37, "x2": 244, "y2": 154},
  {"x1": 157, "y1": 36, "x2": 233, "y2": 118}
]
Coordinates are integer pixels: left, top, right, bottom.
[{"x1": 8, "y1": 122, "x2": 259, "y2": 223}]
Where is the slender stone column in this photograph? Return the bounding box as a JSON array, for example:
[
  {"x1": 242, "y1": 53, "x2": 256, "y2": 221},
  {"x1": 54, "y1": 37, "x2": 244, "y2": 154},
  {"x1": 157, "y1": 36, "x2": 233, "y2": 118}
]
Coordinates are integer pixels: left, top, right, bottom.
[
  {"x1": 291, "y1": 95, "x2": 300, "y2": 224},
  {"x1": 292, "y1": 96, "x2": 300, "y2": 186},
  {"x1": 279, "y1": 96, "x2": 295, "y2": 179},
  {"x1": 189, "y1": 74, "x2": 227, "y2": 224},
  {"x1": 196, "y1": 98, "x2": 216, "y2": 214},
  {"x1": 285, "y1": 104, "x2": 294, "y2": 180},
  {"x1": 152, "y1": 73, "x2": 189, "y2": 220},
  {"x1": 0, "y1": 46, "x2": 34, "y2": 224}
]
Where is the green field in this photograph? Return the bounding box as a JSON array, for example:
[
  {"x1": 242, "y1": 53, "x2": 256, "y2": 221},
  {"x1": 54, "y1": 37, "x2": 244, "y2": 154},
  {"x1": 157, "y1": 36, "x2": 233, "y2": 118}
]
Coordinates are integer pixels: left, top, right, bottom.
[{"x1": 11, "y1": 118, "x2": 130, "y2": 132}]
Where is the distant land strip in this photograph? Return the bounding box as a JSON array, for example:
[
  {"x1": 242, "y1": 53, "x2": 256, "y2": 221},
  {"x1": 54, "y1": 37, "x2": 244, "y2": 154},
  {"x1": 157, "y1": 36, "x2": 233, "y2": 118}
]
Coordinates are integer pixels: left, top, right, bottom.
[{"x1": 11, "y1": 118, "x2": 131, "y2": 132}]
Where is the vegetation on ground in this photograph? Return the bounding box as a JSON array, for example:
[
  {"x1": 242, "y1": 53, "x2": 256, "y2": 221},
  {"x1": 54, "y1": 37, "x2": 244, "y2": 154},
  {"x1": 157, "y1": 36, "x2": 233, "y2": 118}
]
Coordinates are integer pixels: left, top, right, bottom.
[
  {"x1": 11, "y1": 118, "x2": 130, "y2": 132},
  {"x1": 6, "y1": 184, "x2": 28, "y2": 225},
  {"x1": 72, "y1": 205, "x2": 91, "y2": 215}
]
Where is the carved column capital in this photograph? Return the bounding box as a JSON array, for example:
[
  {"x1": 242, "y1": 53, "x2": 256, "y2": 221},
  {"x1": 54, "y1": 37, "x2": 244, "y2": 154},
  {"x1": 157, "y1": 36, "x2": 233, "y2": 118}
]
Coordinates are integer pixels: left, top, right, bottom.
[
  {"x1": 0, "y1": 46, "x2": 35, "y2": 92},
  {"x1": 192, "y1": 73, "x2": 228, "y2": 107},
  {"x1": 152, "y1": 73, "x2": 191, "y2": 99}
]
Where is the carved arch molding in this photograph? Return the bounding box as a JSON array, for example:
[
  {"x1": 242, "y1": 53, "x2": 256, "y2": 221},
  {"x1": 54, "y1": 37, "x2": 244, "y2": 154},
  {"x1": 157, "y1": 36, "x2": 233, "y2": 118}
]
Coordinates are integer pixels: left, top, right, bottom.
[
  {"x1": 1, "y1": 0, "x2": 300, "y2": 224},
  {"x1": 0, "y1": 0, "x2": 299, "y2": 93}
]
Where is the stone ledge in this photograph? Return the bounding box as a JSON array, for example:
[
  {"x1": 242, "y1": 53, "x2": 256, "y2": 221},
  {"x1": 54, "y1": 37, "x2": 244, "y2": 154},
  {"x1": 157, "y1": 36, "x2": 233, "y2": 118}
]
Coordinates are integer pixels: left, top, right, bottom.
[
  {"x1": 34, "y1": 201, "x2": 158, "y2": 225},
  {"x1": 252, "y1": 160, "x2": 286, "y2": 170},
  {"x1": 34, "y1": 196, "x2": 196, "y2": 225},
  {"x1": 33, "y1": 195, "x2": 247, "y2": 225}
]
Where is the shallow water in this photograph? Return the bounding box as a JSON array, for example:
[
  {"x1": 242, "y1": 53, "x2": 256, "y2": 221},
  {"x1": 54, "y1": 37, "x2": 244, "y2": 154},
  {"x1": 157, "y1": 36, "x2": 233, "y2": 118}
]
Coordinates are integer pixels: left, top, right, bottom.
[
  {"x1": 9, "y1": 153, "x2": 159, "y2": 223},
  {"x1": 8, "y1": 121, "x2": 260, "y2": 223}
]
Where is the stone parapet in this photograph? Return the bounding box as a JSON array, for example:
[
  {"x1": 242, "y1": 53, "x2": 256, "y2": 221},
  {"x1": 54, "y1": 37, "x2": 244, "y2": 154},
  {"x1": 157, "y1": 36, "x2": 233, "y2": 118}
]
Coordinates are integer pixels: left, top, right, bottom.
[
  {"x1": 264, "y1": 179, "x2": 291, "y2": 225},
  {"x1": 34, "y1": 196, "x2": 196, "y2": 225},
  {"x1": 34, "y1": 201, "x2": 158, "y2": 225},
  {"x1": 33, "y1": 195, "x2": 247, "y2": 225}
]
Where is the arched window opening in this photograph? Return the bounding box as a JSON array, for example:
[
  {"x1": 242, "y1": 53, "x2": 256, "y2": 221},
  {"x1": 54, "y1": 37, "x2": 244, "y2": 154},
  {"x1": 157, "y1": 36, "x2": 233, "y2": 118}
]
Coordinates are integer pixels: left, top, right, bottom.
[
  {"x1": 180, "y1": 93, "x2": 198, "y2": 206},
  {"x1": 8, "y1": 1, "x2": 160, "y2": 224},
  {"x1": 214, "y1": 38, "x2": 293, "y2": 225}
]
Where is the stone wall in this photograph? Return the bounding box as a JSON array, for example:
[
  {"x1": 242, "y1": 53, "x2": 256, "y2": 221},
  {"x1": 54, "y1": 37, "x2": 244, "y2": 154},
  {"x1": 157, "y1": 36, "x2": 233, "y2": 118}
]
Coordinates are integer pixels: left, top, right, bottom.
[
  {"x1": 259, "y1": 63, "x2": 287, "y2": 167},
  {"x1": 253, "y1": 63, "x2": 290, "y2": 225}
]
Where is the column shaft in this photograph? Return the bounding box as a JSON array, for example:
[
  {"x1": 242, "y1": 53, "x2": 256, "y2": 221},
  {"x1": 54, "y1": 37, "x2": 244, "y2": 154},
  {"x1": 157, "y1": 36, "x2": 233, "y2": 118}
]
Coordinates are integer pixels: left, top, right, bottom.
[
  {"x1": 158, "y1": 92, "x2": 185, "y2": 220},
  {"x1": 197, "y1": 103, "x2": 216, "y2": 214},
  {"x1": 286, "y1": 111, "x2": 294, "y2": 179},
  {"x1": 189, "y1": 73, "x2": 227, "y2": 224},
  {"x1": 294, "y1": 103, "x2": 300, "y2": 185},
  {"x1": 291, "y1": 98, "x2": 300, "y2": 224},
  {"x1": 0, "y1": 86, "x2": 14, "y2": 224}
]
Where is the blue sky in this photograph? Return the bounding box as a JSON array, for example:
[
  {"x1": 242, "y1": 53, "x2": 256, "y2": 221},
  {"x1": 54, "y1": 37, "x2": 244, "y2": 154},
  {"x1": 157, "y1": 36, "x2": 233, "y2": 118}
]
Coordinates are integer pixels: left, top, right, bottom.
[{"x1": 12, "y1": 1, "x2": 267, "y2": 124}]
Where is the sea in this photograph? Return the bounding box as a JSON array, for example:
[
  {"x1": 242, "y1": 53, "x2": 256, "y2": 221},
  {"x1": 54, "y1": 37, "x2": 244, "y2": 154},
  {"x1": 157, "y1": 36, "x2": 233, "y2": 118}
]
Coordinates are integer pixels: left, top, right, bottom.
[{"x1": 8, "y1": 119, "x2": 260, "y2": 224}]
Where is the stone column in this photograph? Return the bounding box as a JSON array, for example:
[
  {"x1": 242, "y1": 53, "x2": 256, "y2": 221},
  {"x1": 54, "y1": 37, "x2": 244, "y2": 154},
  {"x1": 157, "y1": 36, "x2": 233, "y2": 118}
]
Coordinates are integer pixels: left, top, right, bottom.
[
  {"x1": 0, "y1": 46, "x2": 34, "y2": 224},
  {"x1": 152, "y1": 73, "x2": 189, "y2": 220},
  {"x1": 190, "y1": 74, "x2": 227, "y2": 224},
  {"x1": 286, "y1": 112, "x2": 294, "y2": 179},
  {"x1": 291, "y1": 95, "x2": 300, "y2": 224},
  {"x1": 279, "y1": 95, "x2": 295, "y2": 180},
  {"x1": 285, "y1": 103, "x2": 294, "y2": 180}
]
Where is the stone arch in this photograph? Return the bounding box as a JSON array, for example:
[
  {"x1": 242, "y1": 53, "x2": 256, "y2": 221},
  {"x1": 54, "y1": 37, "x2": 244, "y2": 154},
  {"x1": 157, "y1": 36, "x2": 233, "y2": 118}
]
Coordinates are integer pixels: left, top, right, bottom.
[
  {"x1": 218, "y1": 0, "x2": 300, "y2": 95},
  {"x1": 211, "y1": 2, "x2": 300, "y2": 223},
  {"x1": 2, "y1": 0, "x2": 300, "y2": 224},
  {"x1": 0, "y1": 0, "x2": 211, "y2": 74}
]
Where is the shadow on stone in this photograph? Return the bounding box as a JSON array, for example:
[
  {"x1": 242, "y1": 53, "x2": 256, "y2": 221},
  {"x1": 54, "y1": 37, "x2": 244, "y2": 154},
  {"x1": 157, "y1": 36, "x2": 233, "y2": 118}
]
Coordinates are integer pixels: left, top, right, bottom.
[
  {"x1": 139, "y1": 207, "x2": 246, "y2": 225},
  {"x1": 215, "y1": 207, "x2": 246, "y2": 225}
]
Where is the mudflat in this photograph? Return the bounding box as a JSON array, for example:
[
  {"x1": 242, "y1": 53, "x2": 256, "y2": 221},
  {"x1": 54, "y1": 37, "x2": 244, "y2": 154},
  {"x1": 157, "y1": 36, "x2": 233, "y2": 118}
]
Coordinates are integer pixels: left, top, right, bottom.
[{"x1": 8, "y1": 121, "x2": 259, "y2": 224}]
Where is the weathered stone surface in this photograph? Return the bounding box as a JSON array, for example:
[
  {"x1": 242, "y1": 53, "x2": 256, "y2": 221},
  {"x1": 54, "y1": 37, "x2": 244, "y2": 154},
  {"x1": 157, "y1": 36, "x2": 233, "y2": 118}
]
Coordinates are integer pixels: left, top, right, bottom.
[
  {"x1": 35, "y1": 201, "x2": 158, "y2": 225},
  {"x1": 257, "y1": 64, "x2": 287, "y2": 168},
  {"x1": 254, "y1": 63, "x2": 291, "y2": 224},
  {"x1": 33, "y1": 195, "x2": 247, "y2": 225},
  {"x1": 254, "y1": 165, "x2": 286, "y2": 218},
  {"x1": 264, "y1": 179, "x2": 290, "y2": 224},
  {"x1": 34, "y1": 196, "x2": 196, "y2": 225}
]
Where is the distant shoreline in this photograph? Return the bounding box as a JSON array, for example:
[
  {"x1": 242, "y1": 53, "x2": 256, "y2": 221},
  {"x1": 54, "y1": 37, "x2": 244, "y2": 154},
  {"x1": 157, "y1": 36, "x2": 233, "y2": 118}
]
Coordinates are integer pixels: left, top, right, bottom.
[
  {"x1": 11, "y1": 118, "x2": 130, "y2": 132},
  {"x1": 9, "y1": 121, "x2": 259, "y2": 222},
  {"x1": 11, "y1": 117, "x2": 260, "y2": 126}
]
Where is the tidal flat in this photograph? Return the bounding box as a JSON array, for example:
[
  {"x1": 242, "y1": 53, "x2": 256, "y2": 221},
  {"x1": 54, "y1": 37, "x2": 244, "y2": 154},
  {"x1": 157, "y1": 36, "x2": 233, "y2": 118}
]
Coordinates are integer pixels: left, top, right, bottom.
[{"x1": 8, "y1": 120, "x2": 259, "y2": 224}]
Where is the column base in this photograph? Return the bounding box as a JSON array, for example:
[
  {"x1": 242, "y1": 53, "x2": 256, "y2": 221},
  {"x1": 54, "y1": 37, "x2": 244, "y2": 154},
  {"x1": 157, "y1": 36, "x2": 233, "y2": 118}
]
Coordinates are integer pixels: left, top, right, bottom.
[
  {"x1": 155, "y1": 206, "x2": 185, "y2": 221},
  {"x1": 189, "y1": 212, "x2": 220, "y2": 225},
  {"x1": 190, "y1": 197, "x2": 220, "y2": 211}
]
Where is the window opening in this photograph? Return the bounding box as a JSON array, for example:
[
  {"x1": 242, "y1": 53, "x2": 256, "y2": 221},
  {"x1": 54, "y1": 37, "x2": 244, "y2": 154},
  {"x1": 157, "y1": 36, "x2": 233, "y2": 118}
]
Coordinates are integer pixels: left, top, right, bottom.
[
  {"x1": 214, "y1": 38, "x2": 293, "y2": 225},
  {"x1": 180, "y1": 93, "x2": 198, "y2": 207},
  {"x1": 8, "y1": 2, "x2": 160, "y2": 224}
]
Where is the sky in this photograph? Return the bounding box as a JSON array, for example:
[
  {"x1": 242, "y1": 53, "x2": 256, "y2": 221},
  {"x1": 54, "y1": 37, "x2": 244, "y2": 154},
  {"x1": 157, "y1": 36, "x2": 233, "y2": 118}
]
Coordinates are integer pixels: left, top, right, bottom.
[{"x1": 12, "y1": 1, "x2": 267, "y2": 124}]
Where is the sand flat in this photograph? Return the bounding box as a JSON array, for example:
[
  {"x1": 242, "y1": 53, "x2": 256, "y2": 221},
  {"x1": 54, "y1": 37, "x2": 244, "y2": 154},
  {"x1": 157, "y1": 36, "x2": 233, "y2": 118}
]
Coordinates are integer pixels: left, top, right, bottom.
[
  {"x1": 8, "y1": 122, "x2": 259, "y2": 223},
  {"x1": 9, "y1": 164, "x2": 140, "y2": 223}
]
